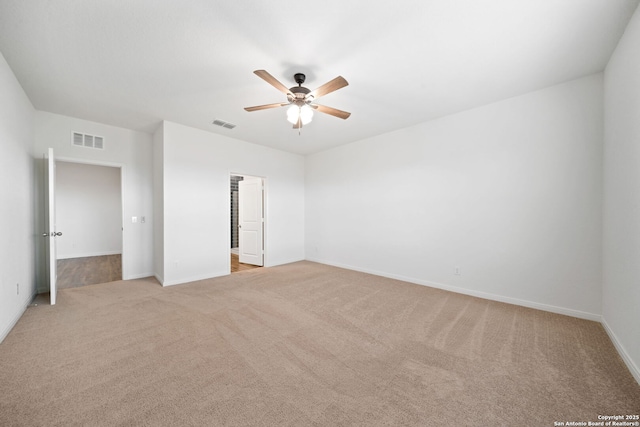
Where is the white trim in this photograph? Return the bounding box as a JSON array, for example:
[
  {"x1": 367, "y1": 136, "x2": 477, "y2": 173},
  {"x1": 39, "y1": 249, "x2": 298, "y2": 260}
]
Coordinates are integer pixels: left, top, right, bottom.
[
  {"x1": 306, "y1": 258, "x2": 602, "y2": 322},
  {"x1": 229, "y1": 172, "x2": 267, "y2": 272},
  {"x1": 57, "y1": 251, "x2": 122, "y2": 260},
  {"x1": 601, "y1": 318, "x2": 640, "y2": 385},
  {"x1": 53, "y1": 157, "x2": 127, "y2": 280},
  {"x1": 54, "y1": 156, "x2": 123, "y2": 169},
  {"x1": 154, "y1": 274, "x2": 164, "y2": 286},
  {"x1": 162, "y1": 271, "x2": 230, "y2": 287},
  {"x1": 265, "y1": 258, "x2": 305, "y2": 268},
  {"x1": 123, "y1": 272, "x2": 155, "y2": 281},
  {"x1": 0, "y1": 290, "x2": 37, "y2": 344}
]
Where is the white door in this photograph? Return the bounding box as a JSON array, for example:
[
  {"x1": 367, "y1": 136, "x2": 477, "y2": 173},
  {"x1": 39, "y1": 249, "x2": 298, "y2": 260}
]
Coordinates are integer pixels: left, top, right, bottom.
[
  {"x1": 238, "y1": 177, "x2": 264, "y2": 266},
  {"x1": 45, "y1": 148, "x2": 59, "y2": 305}
]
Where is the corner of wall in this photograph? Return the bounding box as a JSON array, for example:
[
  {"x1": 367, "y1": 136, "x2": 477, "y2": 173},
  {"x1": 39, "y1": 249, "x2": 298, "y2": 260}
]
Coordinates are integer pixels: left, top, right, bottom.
[
  {"x1": 0, "y1": 50, "x2": 37, "y2": 344},
  {"x1": 601, "y1": 317, "x2": 640, "y2": 384},
  {"x1": 152, "y1": 121, "x2": 165, "y2": 282},
  {"x1": 602, "y1": 2, "x2": 640, "y2": 386}
]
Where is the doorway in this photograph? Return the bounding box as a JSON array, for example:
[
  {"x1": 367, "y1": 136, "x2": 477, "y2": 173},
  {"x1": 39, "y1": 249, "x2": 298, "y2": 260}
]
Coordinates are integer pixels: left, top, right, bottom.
[
  {"x1": 230, "y1": 174, "x2": 264, "y2": 273},
  {"x1": 55, "y1": 161, "x2": 123, "y2": 288}
]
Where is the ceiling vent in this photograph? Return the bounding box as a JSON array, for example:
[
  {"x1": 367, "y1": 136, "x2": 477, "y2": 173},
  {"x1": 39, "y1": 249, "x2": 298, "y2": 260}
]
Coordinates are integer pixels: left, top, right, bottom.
[
  {"x1": 72, "y1": 132, "x2": 104, "y2": 150},
  {"x1": 212, "y1": 119, "x2": 236, "y2": 129}
]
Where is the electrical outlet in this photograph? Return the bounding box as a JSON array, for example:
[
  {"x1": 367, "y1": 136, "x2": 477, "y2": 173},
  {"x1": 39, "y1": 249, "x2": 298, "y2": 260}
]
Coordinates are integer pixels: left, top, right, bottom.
[{"x1": 454, "y1": 267, "x2": 461, "y2": 276}]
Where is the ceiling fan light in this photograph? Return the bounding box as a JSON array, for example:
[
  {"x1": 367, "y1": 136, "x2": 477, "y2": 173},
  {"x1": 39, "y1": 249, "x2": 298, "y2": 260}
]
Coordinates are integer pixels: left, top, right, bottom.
[
  {"x1": 286, "y1": 105, "x2": 300, "y2": 124},
  {"x1": 300, "y1": 104, "x2": 313, "y2": 125}
]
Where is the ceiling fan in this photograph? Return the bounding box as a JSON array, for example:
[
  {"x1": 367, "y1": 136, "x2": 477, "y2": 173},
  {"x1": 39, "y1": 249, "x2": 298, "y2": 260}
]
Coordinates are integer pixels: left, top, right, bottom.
[{"x1": 244, "y1": 70, "x2": 351, "y2": 130}]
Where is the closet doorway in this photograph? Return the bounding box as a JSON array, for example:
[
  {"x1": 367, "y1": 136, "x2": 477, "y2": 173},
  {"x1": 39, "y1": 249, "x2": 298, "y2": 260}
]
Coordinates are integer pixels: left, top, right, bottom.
[
  {"x1": 230, "y1": 174, "x2": 264, "y2": 273},
  {"x1": 55, "y1": 161, "x2": 123, "y2": 288}
]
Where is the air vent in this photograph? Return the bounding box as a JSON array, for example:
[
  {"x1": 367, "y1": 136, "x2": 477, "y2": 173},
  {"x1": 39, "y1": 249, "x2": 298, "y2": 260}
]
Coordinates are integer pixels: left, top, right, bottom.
[
  {"x1": 212, "y1": 119, "x2": 236, "y2": 130},
  {"x1": 72, "y1": 132, "x2": 105, "y2": 150},
  {"x1": 72, "y1": 132, "x2": 83, "y2": 146}
]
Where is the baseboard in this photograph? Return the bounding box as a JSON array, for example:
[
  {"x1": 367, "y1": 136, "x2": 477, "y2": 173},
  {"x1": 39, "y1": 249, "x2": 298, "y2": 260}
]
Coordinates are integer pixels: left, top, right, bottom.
[
  {"x1": 307, "y1": 258, "x2": 602, "y2": 322},
  {"x1": 123, "y1": 272, "x2": 154, "y2": 281},
  {"x1": 265, "y1": 257, "x2": 306, "y2": 268},
  {"x1": 162, "y1": 271, "x2": 229, "y2": 287},
  {"x1": 57, "y1": 251, "x2": 122, "y2": 260},
  {"x1": 154, "y1": 274, "x2": 164, "y2": 286},
  {"x1": 159, "y1": 259, "x2": 305, "y2": 287},
  {"x1": 0, "y1": 290, "x2": 38, "y2": 344},
  {"x1": 601, "y1": 318, "x2": 640, "y2": 385}
]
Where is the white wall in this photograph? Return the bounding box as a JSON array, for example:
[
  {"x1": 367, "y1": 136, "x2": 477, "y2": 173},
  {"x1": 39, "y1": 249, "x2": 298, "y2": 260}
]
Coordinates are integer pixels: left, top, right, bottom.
[
  {"x1": 603, "y1": 5, "x2": 640, "y2": 383},
  {"x1": 306, "y1": 74, "x2": 603, "y2": 319},
  {"x1": 34, "y1": 112, "x2": 153, "y2": 284},
  {"x1": 0, "y1": 52, "x2": 36, "y2": 342},
  {"x1": 55, "y1": 161, "x2": 122, "y2": 259},
  {"x1": 158, "y1": 121, "x2": 305, "y2": 286},
  {"x1": 152, "y1": 123, "x2": 165, "y2": 283}
]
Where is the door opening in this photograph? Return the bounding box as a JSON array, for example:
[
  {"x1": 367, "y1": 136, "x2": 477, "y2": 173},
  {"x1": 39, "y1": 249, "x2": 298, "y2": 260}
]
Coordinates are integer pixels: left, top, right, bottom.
[
  {"x1": 230, "y1": 174, "x2": 264, "y2": 273},
  {"x1": 55, "y1": 161, "x2": 123, "y2": 289}
]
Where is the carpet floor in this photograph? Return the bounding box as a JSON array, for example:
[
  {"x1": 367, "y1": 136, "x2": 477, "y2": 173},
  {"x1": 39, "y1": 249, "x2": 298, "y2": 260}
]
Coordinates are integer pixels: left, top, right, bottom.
[
  {"x1": 57, "y1": 254, "x2": 122, "y2": 289},
  {"x1": 1, "y1": 261, "x2": 638, "y2": 426}
]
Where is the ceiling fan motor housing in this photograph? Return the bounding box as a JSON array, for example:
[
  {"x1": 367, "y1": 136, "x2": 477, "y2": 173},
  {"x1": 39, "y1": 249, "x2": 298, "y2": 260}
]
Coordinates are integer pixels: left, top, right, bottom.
[
  {"x1": 290, "y1": 86, "x2": 311, "y2": 103},
  {"x1": 294, "y1": 73, "x2": 306, "y2": 85},
  {"x1": 290, "y1": 86, "x2": 310, "y2": 95},
  {"x1": 289, "y1": 73, "x2": 311, "y2": 102}
]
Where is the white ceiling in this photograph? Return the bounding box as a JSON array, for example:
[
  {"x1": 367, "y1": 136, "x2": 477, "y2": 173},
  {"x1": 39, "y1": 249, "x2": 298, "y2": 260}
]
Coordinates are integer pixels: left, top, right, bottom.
[{"x1": 0, "y1": 1, "x2": 638, "y2": 155}]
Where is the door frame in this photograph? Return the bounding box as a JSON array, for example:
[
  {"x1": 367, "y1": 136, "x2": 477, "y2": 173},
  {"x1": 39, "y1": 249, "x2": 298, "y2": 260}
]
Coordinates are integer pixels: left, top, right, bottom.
[
  {"x1": 55, "y1": 156, "x2": 126, "y2": 279},
  {"x1": 45, "y1": 148, "x2": 57, "y2": 304},
  {"x1": 228, "y1": 172, "x2": 267, "y2": 273}
]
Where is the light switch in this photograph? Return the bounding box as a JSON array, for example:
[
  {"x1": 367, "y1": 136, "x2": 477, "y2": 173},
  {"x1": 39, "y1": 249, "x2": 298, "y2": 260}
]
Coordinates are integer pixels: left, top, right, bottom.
[{"x1": 132, "y1": 216, "x2": 138, "y2": 223}]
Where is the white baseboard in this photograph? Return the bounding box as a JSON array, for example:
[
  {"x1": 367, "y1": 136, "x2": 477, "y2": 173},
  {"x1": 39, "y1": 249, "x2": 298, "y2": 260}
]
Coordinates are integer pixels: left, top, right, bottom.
[
  {"x1": 0, "y1": 290, "x2": 38, "y2": 344},
  {"x1": 161, "y1": 271, "x2": 229, "y2": 287},
  {"x1": 57, "y1": 251, "x2": 122, "y2": 260},
  {"x1": 159, "y1": 258, "x2": 306, "y2": 287},
  {"x1": 601, "y1": 318, "x2": 640, "y2": 385},
  {"x1": 123, "y1": 272, "x2": 154, "y2": 281},
  {"x1": 306, "y1": 258, "x2": 602, "y2": 322},
  {"x1": 265, "y1": 257, "x2": 305, "y2": 268}
]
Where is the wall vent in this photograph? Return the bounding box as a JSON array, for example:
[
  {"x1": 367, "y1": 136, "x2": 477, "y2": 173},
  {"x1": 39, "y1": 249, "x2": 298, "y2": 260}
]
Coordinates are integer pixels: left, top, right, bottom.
[
  {"x1": 212, "y1": 119, "x2": 236, "y2": 129},
  {"x1": 72, "y1": 132, "x2": 105, "y2": 150}
]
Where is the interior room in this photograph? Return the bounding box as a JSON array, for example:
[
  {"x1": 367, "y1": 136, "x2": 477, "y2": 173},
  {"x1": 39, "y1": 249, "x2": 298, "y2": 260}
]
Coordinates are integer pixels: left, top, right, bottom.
[
  {"x1": 54, "y1": 161, "x2": 123, "y2": 288},
  {"x1": 1, "y1": 1, "x2": 639, "y2": 425}
]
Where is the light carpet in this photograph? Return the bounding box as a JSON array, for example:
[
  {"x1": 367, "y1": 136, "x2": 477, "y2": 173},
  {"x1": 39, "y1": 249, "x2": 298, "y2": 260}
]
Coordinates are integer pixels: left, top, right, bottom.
[{"x1": 1, "y1": 261, "x2": 638, "y2": 426}]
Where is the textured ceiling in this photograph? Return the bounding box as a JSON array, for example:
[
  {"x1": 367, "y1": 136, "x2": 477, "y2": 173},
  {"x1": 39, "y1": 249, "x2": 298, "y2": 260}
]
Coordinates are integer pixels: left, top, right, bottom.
[{"x1": 0, "y1": 0, "x2": 638, "y2": 155}]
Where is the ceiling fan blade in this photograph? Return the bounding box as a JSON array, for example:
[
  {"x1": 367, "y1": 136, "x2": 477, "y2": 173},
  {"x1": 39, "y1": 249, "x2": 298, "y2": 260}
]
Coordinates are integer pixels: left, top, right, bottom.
[
  {"x1": 253, "y1": 70, "x2": 293, "y2": 97},
  {"x1": 312, "y1": 104, "x2": 351, "y2": 120},
  {"x1": 244, "y1": 102, "x2": 288, "y2": 112},
  {"x1": 308, "y1": 76, "x2": 348, "y2": 100}
]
